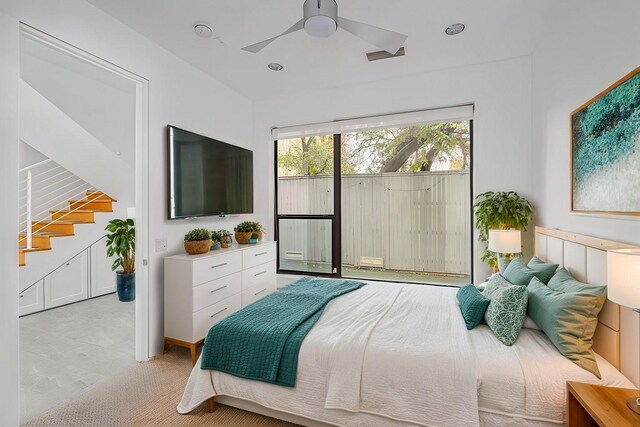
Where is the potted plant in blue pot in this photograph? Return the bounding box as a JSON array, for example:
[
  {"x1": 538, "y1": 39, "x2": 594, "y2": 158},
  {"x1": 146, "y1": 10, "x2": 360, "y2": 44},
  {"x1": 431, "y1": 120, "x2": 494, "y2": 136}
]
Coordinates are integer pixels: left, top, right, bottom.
[{"x1": 105, "y1": 218, "x2": 135, "y2": 302}]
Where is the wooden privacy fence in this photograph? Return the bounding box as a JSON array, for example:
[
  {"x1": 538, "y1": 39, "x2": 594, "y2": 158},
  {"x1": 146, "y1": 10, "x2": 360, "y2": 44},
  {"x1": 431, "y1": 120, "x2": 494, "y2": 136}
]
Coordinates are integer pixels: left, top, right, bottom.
[{"x1": 277, "y1": 171, "x2": 471, "y2": 276}]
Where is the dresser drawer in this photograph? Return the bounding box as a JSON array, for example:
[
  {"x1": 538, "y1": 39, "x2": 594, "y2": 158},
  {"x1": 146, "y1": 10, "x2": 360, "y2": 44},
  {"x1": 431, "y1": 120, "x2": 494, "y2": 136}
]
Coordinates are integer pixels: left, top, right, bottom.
[
  {"x1": 192, "y1": 252, "x2": 242, "y2": 286},
  {"x1": 242, "y1": 286, "x2": 274, "y2": 307},
  {"x1": 242, "y1": 260, "x2": 276, "y2": 290},
  {"x1": 193, "y1": 293, "x2": 241, "y2": 342},
  {"x1": 242, "y1": 244, "x2": 276, "y2": 269},
  {"x1": 193, "y1": 272, "x2": 242, "y2": 313}
]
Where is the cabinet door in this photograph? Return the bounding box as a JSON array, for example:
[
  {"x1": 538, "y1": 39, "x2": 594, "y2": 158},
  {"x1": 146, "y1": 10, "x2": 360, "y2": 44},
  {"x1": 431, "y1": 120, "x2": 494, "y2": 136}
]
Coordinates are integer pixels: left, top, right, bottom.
[
  {"x1": 19, "y1": 280, "x2": 44, "y2": 316},
  {"x1": 44, "y1": 250, "x2": 89, "y2": 309},
  {"x1": 90, "y1": 236, "x2": 117, "y2": 297}
]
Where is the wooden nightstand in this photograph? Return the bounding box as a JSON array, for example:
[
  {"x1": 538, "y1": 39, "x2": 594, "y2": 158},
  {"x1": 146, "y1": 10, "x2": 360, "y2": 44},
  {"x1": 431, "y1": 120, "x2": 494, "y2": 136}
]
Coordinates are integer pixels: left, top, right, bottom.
[{"x1": 567, "y1": 381, "x2": 640, "y2": 426}]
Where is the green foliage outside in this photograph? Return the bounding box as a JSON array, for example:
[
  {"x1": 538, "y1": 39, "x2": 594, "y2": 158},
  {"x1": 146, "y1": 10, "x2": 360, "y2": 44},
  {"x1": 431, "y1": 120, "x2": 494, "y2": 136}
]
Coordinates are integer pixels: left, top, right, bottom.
[
  {"x1": 184, "y1": 228, "x2": 211, "y2": 242},
  {"x1": 277, "y1": 122, "x2": 470, "y2": 176},
  {"x1": 473, "y1": 191, "x2": 534, "y2": 270},
  {"x1": 105, "y1": 218, "x2": 135, "y2": 274}
]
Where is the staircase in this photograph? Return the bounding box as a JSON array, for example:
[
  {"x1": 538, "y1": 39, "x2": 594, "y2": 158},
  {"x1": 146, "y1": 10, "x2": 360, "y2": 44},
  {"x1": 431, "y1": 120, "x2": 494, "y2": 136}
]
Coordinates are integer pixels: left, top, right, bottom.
[{"x1": 18, "y1": 189, "x2": 117, "y2": 267}]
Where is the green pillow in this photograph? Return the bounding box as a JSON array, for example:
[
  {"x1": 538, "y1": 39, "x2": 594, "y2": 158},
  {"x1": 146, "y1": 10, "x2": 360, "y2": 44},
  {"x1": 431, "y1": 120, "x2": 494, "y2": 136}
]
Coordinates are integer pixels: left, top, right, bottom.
[
  {"x1": 456, "y1": 285, "x2": 491, "y2": 330},
  {"x1": 527, "y1": 274, "x2": 606, "y2": 378},
  {"x1": 527, "y1": 256, "x2": 559, "y2": 284},
  {"x1": 483, "y1": 273, "x2": 513, "y2": 299},
  {"x1": 502, "y1": 257, "x2": 537, "y2": 286},
  {"x1": 485, "y1": 284, "x2": 528, "y2": 346}
]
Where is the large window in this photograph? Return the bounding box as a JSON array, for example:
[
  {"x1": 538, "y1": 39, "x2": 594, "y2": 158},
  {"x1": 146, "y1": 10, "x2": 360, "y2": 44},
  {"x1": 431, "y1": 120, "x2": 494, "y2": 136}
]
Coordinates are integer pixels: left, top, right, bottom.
[{"x1": 274, "y1": 106, "x2": 473, "y2": 285}]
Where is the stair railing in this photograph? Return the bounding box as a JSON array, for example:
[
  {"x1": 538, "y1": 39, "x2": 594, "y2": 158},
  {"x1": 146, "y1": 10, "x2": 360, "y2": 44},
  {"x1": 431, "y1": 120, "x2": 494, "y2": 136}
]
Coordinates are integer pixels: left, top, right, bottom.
[{"x1": 19, "y1": 159, "x2": 97, "y2": 250}]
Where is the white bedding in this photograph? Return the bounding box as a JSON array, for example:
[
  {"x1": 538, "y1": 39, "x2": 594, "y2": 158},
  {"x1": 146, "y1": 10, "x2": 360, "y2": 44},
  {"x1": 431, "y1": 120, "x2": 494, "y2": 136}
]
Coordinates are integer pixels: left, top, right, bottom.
[{"x1": 178, "y1": 282, "x2": 634, "y2": 426}]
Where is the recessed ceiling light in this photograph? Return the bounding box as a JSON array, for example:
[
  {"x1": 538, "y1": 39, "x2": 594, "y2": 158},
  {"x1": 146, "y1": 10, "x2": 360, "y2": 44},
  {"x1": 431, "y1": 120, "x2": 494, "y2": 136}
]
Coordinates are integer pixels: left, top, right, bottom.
[
  {"x1": 445, "y1": 23, "x2": 465, "y2": 36},
  {"x1": 268, "y1": 63, "x2": 284, "y2": 71},
  {"x1": 194, "y1": 23, "x2": 213, "y2": 38}
]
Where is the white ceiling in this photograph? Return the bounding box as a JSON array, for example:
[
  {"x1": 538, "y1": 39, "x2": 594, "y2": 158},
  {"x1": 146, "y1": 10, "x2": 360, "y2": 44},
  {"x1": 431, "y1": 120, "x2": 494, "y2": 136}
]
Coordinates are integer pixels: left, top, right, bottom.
[{"x1": 85, "y1": 0, "x2": 558, "y2": 100}]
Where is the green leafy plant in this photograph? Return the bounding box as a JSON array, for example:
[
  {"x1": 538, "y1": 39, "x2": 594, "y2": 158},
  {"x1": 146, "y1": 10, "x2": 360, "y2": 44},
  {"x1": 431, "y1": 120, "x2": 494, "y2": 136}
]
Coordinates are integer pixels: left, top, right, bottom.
[
  {"x1": 250, "y1": 232, "x2": 259, "y2": 240},
  {"x1": 105, "y1": 218, "x2": 135, "y2": 274},
  {"x1": 473, "y1": 191, "x2": 534, "y2": 270},
  {"x1": 210, "y1": 230, "x2": 223, "y2": 243},
  {"x1": 184, "y1": 228, "x2": 211, "y2": 242},
  {"x1": 234, "y1": 221, "x2": 263, "y2": 233}
]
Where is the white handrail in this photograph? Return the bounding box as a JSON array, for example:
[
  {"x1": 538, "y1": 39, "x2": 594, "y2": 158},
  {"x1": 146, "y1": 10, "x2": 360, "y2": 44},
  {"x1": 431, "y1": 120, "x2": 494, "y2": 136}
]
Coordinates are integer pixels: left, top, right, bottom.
[
  {"x1": 26, "y1": 170, "x2": 32, "y2": 249},
  {"x1": 19, "y1": 158, "x2": 54, "y2": 173}
]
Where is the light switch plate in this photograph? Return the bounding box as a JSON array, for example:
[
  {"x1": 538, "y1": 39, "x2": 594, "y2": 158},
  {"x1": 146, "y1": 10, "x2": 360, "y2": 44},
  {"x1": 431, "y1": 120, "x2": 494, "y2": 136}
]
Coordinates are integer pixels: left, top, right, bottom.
[{"x1": 155, "y1": 238, "x2": 167, "y2": 252}]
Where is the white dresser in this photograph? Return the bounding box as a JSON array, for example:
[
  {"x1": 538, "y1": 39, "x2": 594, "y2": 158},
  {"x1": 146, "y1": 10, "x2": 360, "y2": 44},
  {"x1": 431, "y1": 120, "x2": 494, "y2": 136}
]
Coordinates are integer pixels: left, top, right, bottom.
[{"x1": 163, "y1": 241, "x2": 277, "y2": 364}]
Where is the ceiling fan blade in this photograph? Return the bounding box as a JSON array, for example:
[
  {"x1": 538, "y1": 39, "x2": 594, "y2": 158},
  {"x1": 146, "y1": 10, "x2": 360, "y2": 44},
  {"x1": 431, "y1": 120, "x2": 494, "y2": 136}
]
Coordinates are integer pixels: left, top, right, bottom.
[
  {"x1": 337, "y1": 17, "x2": 407, "y2": 55},
  {"x1": 242, "y1": 18, "x2": 305, "y2": 53}
]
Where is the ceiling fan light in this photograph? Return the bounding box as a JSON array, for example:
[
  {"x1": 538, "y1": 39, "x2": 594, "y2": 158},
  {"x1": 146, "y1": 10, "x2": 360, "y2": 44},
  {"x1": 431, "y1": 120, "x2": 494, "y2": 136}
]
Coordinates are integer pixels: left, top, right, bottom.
[{"x1": 304, "y1": 15, "x2": 337, "y2": 38}]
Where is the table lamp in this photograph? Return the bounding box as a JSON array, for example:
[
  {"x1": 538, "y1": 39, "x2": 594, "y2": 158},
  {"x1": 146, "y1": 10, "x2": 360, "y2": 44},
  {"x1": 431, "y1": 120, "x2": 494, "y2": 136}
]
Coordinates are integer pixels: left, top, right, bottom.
[
  {"x1": 488, "y1": 229, "x2": 522, "y2": 272},
  {"x1": 607, "y1": 248, "x2": 640, "y2": 415}
]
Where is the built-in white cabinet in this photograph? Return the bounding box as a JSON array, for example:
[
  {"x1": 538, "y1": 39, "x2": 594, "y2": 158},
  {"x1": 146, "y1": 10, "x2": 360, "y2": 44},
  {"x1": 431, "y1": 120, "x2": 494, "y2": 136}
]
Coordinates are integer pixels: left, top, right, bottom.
[
  {"x1": 19, "y1": 280, "x2": 44, "y2": 316},
  {"x1": 164, "y1": 241, "x2": 277, "y2": 363},
  {"x1": 44, "y1": 250, "x2": 89, "y2": 309},
  {"x1": 19, "y1": 236, "x2": 117, "y2": 316},
  {"x1": 90, "y1": 235, "x2": 117, "y2": 297}
]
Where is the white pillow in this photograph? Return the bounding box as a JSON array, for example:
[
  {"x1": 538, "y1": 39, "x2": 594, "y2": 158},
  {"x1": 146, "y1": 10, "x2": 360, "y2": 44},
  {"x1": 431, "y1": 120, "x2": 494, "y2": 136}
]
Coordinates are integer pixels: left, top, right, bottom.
[{"x1": 522, "y1": 315, "x2": 541, "y2": 330}]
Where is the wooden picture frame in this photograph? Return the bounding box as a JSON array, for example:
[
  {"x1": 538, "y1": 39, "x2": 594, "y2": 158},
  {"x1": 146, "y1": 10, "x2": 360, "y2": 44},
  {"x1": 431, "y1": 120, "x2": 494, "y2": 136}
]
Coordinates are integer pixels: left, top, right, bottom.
[{"x1": 570, "y1": 66, "x2": 640, "y2": 216}]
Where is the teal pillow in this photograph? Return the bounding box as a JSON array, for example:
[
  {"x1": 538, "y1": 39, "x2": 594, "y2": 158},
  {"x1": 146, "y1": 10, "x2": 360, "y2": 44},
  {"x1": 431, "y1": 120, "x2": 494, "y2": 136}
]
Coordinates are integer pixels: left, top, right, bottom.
[
  {"x1": 527, "y1": 256, "x2": 559, "y2": 284},
  {"x1": 502, "y1": 257, "x2": 536, "y2": 286},
  {"x1": 456, "y1": 285, "x2": 491, "y2": 330},
  {"x1": 483, "y1": 273, "x2": 514, "y2": 299},
  {"x1": 485, "y1": 284, "x2": 528, "y2": 346},
  {"x1": 527, "y1": 274, "x2": 606, "y2": 378}
]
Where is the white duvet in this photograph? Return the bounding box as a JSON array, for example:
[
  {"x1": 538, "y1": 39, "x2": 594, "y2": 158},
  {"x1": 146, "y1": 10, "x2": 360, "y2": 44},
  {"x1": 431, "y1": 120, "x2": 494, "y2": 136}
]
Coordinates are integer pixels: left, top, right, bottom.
[{"x1": 178, "y1": 282, "x2": 634, "y2": 427}]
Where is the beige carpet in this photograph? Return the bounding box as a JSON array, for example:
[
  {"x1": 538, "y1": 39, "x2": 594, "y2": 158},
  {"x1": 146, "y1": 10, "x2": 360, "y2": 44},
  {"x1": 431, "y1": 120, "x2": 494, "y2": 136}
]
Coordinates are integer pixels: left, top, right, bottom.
[{"x1": 24, "y1": 346, "x2": 299, "y2": 426}]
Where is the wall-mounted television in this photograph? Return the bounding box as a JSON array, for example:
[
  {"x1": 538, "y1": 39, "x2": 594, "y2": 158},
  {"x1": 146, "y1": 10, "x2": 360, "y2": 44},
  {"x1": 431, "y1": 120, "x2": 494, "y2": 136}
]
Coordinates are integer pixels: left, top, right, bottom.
[{"x1": 168, "y1": 126, "x2": 253, "y2": 219}]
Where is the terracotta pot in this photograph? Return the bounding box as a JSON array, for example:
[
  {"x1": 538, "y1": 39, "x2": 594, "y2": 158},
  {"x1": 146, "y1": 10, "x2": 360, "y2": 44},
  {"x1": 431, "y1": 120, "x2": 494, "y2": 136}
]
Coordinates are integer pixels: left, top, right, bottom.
[
  {"x1": 235, "y1": 231, "x2": 262, "y2": 244},
  {"x1": 184, "y1": 239, "x2": 212, "y2": 255}
]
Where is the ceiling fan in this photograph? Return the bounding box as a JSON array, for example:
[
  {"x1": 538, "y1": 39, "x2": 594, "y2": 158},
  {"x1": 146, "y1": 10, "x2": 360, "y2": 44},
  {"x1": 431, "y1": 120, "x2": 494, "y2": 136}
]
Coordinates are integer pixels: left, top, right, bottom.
[{"x1": 242, "y1": 0, "x2": 408, "y2": 55}]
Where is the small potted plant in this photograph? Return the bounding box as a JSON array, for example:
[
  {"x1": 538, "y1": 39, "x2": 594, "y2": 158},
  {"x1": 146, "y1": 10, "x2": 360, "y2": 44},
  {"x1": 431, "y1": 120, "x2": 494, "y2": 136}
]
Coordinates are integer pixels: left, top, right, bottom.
[
  {"x1": 219, "y1": 230, "x2": 233, "y2": 248},
  {"x1": 234, "y1": 221, "x2": 263, "y2": 244},
  {"x1": 248, "y1": 232, "x2": 259, "y2": 244},
  {"x1": 105, "y1": 218, "x2": 135, "y2": 302},
  {"x1": 184, "y1": 228, "x2": 212, "y2": 255},
  {"x1": 210, "y1": 230, "x2": 222, "y2": 250}
]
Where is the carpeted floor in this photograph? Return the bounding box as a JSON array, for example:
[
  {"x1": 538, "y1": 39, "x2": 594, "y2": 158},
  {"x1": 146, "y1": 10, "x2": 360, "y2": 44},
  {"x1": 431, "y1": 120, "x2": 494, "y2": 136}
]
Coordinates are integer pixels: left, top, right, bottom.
[{"x1": 23, "y1": 346, "x2": 299, "y2": 426}]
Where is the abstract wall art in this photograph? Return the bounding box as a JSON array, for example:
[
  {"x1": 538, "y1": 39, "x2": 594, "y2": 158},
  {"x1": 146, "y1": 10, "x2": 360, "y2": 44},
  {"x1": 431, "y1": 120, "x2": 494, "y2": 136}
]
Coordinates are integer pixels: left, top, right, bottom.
[{"x1": 571, "y1": 67, "x2": 640, "y2": 215}]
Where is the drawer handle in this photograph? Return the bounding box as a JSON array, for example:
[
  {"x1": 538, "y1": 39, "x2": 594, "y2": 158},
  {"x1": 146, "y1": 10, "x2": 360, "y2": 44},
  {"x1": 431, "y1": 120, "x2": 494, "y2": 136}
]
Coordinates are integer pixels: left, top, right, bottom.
[
  {"x1": 19, "y1": 295, "x2": 24, "y2": 298},
  {"x1": 210, "y1": 285, "x2": 227, "y2": 294},
  {"x1": 210, "y1": 307, "x2": 228, "y2": 318},
  {"x1": 254, "y1": 252, "x2": 267, "y2": 257},
  {"x1": 210, "y1": 263, "x2": 228, "y2": 269},
  {"x1": 254, "y1": 288, "x2": 267, "y2": 296},
  {"x1": 254, "y1": 271, "x2": 267, "y2": 277}
]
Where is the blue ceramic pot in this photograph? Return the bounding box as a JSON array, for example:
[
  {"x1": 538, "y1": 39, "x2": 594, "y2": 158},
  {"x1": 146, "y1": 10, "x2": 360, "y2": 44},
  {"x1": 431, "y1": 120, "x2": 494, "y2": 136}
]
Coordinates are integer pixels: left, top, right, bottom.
[{"x1": 117, "y1": 273, "x2": 135, "y2": 302}]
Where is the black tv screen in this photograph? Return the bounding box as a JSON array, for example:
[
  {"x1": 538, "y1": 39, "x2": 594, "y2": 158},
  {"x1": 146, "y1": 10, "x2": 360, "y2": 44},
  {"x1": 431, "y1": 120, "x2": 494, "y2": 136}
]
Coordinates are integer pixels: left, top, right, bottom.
[{"x1": 168, "y1": 126, "x2": 253, "y2": 219}]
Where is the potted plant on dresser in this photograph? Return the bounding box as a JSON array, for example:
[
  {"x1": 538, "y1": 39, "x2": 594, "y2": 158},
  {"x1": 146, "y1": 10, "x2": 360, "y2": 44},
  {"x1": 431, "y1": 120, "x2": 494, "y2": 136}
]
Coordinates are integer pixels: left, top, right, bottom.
[
  {"x1": 234, "y1": 221, "x2": 263, "y2": 244},
  {"x1": 105, "y1": 218, "x2": 135, "y2": 302},
  {"x1": 184, "y1": 229, "x2": 212, "y2": 255},
  {"x1": 219, "y1": 230, "x2": 233, "y2": 248},
  {"x1": 473, "y1": 191, "x2": 534, "y2": 271}
]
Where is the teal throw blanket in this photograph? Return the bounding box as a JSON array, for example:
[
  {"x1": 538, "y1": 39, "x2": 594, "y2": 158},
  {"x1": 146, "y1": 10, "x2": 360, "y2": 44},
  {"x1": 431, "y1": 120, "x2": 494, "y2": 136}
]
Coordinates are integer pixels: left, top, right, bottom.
[{"x1": 200, "y1": 277, "x2": 365, "y2": 387}]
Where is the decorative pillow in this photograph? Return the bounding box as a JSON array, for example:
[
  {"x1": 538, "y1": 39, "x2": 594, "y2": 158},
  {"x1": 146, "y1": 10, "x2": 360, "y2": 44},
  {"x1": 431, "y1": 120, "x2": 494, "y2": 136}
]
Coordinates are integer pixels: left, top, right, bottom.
[
  {"x1": 482, "y1": 273, "x2": 514, "y2": 299},
  {"x1": 484, "y1": 284, "x2": 528, "y2": 346},
  {"x1": 456, "y1": 285, "x2": 491, "y2": 330},
  {"x1": 527, "y1": 256, "x2": 559, "y2": 284},
  {"x1": 522, "y1": 316, "x2": 541, "y2": 330},
  {"x1": 502, "y1": 257, "x2": 537, "y2": 286},
  {"x1": 527, "y1": 274, "x2": 606, "y2": 378}
]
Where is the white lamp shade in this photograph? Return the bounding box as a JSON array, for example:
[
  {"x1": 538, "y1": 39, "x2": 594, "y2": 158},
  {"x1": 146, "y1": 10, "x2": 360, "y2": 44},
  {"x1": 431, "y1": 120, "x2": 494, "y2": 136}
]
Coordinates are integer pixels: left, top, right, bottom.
[
  {"x1": 607, "y1": 249, "x2": 640, "y2": 309},
  {"x1": 488, "y1": 229, "x2": 521, "y2": 253}
]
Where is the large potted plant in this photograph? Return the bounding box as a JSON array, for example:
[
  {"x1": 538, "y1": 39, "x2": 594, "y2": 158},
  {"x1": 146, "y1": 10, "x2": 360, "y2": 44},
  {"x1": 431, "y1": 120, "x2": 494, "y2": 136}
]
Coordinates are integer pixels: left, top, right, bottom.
[
  {"x1": 234, "y1": 221, "x2": 263, "y2": 244},
  {"x1": 105, "y1": 218, "x2": 135, "y2": 302},
  {"x1": 184, "y1": 229, "x2": 212, "y2": 254},
  {"x1": 473, "y1": 191, "x2": 534, "y2": 271}
]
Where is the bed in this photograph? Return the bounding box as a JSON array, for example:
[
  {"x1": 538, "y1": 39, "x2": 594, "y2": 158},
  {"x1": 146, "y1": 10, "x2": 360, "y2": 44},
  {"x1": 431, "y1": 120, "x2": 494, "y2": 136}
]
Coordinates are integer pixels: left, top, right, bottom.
[{"x1": 177, "y1": 227, "x2": 639, "y2": 426}]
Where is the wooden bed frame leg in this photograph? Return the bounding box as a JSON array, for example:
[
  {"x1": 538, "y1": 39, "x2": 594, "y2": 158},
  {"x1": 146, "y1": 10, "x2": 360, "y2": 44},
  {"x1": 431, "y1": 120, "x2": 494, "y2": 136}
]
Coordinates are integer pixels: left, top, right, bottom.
[
  {"x1": 208, "y1": 397, "x2": 215, "y2": 413},
  {"x1": 189, "y1": 343, "x2": 197, "y2": 366}
]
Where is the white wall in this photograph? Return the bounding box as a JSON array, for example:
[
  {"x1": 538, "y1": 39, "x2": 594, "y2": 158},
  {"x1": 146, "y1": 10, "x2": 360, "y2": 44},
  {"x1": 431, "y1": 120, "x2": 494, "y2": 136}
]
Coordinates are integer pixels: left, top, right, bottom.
[
  {"x1": 254, "y1": 56, "x2": 535, "y2": 282},
  {"x1": 532, "y1": 0, "x2": 640, "y2": 246},
  {"x1": 19, "y1": 141, "x2": 46, "y2": 169},
  {"x1": 0, "y1": 0, "x2": 254, "y2": 372},
  {"x1": 0, "y1": 11, "x2": 20, "y2": 427}
]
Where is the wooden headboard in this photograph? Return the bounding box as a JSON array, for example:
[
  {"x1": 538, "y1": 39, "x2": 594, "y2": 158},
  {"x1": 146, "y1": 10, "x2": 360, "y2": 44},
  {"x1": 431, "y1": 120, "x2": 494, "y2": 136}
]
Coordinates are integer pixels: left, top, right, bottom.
[{"x1": 535, "y1": 226, "x2": 640, "y2": 387}]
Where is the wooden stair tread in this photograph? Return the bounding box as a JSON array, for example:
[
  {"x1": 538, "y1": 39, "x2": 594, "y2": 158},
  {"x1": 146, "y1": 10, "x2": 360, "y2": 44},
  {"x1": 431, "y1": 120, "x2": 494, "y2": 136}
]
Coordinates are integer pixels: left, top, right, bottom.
[
  {"x1": 85, "y1": 191, "x2": 118, "y2": 202},
  {"x1": 18, "y1": 247, "x2": 51, "y2": 253},
  {"x1": 68, "y1": 199, "x2": 112, "y2": 203},
  {"x1": 20, "y1": 232, "x2": 74, "y2": 237},
  {"x1": 50, "y1": 209, "x2": 95, "y2": 213}
]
